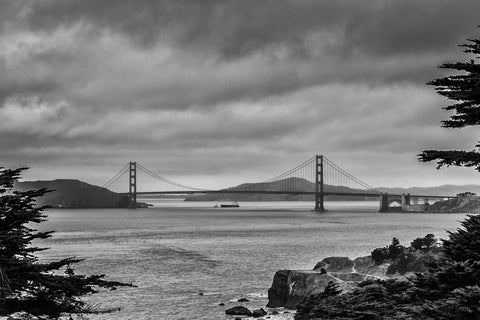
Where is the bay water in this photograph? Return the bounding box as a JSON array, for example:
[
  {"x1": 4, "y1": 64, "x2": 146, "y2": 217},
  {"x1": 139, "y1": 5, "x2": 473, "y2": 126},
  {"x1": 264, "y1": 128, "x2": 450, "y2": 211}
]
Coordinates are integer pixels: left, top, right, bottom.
[{"x1": 34, "y1": 201, "x2": 467, "y2": 319}]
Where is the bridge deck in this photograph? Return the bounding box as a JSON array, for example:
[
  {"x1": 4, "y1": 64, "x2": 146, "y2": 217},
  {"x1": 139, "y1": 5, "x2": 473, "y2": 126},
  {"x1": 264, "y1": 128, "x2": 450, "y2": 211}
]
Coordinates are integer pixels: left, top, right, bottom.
[{"x1": 122, "y1": 191, "x2": 454, "y2": 199}]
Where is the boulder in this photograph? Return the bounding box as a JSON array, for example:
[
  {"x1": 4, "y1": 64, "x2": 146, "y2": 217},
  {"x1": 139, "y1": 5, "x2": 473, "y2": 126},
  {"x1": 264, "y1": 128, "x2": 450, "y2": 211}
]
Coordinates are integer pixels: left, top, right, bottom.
[
  {"x1": 225, "y1": 306, "x2": 252, "y2": 316},
  {"x1": 238, "y1": 297, "x2": 249, "y2": 302},
  {"x1": 313, "y1": 257, "x2": 354, "y2": 273},
  {"x1": 267, "y1": 270, "x2": 341, "y2": 308},
  {"x1": 253, "y1": 308, "x2": 267, "y2": 317}
]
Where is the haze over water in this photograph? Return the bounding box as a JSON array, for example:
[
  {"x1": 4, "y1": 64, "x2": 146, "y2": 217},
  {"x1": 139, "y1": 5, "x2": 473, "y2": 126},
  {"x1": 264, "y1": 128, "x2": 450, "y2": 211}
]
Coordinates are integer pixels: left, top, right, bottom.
[{"x1": 32, "y1": 201, "x2": 467, "y2": 319}]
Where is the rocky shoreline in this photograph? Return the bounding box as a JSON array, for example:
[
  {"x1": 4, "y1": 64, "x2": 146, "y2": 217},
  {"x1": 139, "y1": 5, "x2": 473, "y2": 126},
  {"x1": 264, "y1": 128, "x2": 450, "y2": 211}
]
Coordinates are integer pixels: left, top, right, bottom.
[
  {"x1": 223, "y1": 235, "x2": 441, "y2": 319},
  {"x1": 266, "y1": 235, "x2": 441, "y2": 310},
  {"x1": 219, "y1": 295, "x2": 296, "y2": 320},
  {"x1": 267, "y1": 256, "x2": 384, "y2": 309}
]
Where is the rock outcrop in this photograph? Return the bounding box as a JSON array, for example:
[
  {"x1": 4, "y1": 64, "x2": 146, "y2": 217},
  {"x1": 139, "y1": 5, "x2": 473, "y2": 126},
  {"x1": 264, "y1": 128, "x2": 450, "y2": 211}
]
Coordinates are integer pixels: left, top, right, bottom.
[
  {"x1": 313, "y1": 256, "x2": 354, "y2": 273},
  {"x1": 266, "y1": 270, "x2": 290, "y2": 308},
  {"x1": 267, "y1": 254, "x2": 431, "y2": 309},
  {"x1": 267, "y1": 270, "x2": 342, "y2": 308}
]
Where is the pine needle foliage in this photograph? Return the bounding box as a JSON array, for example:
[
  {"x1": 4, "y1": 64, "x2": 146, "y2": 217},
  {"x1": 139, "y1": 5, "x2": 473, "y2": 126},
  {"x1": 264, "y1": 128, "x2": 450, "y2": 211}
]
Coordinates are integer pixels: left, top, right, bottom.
[
  {"x1": 419, "y1": 27, "x2": 480, "y2": 170},
  {"x1": 0, "y1": 167, "x2": 133, "y2": 319},
  {"x1": 443, "y1": 214, "x2": 480, "y2": 262}
]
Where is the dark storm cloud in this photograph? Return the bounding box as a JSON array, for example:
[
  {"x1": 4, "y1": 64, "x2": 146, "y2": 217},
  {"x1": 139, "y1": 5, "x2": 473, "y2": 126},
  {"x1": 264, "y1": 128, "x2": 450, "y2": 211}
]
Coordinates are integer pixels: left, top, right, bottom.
[
  {"x1": 23, "y1": 0, "x2": 480, "y2": 59},
  {"x1": 0, "y1": 77, "x2": 56, "y2": 105},
  {"x1": 4, "y1": 0, "x2": 475, "y2": 113},
  {"x1": 0, "y1": 0, "x2": 29, "y2": 30},
  {"x1": 2, "y1": 0, "x2": 480, "y2": 187}
]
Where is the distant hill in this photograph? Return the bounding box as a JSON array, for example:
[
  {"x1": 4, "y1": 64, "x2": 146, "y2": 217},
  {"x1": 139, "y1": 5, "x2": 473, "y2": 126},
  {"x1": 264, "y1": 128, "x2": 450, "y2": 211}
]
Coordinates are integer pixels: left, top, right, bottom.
[
  {"x1": 185, "y1": 177, "x2": 378, "y2": 201},
  {"x1": 14, "y1": 179, "x2": 129, "y2": 208},
  {"x1": 185, "y1": 178, "x2": 480, "y2": 202},
  {"x1": 14, "y1": 178, "x2": 478, "y2": 206}
]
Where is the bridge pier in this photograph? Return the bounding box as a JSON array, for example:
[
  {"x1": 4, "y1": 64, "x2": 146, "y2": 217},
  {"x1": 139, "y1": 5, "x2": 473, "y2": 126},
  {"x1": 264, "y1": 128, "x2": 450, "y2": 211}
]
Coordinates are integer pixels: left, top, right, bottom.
[
  {"x1": 128, "y1": 161, "x2": 137, "y2": 209},
  {"x1": 314, "y1": 155, "x2": 326, "y2": 212},
  {"x1": 379, "y1": 193, "x2": 389, "y2": 212},
  {"x1": 380, "y1": 193, "x2": 432, "y2": 213},
  {"x1": 401, "y1": 193, "x2": 410, "y2": 211}
]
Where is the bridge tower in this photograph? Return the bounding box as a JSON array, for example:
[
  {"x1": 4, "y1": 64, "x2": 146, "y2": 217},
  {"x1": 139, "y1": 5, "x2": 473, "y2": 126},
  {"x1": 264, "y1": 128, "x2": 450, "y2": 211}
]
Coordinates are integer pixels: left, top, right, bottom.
[
  {"x1": 314, "y1": 155, "x2": 325, "y2": 212},
  {"x1": 128, "y1": 161, "x2": 137, "y2": 209}
]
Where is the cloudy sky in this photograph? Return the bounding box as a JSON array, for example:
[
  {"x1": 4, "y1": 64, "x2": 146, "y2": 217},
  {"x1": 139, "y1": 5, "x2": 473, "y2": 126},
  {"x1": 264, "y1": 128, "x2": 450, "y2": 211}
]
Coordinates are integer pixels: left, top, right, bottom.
[{"x1": 1, "y1": 0, "x2": 480, "y2": 190}]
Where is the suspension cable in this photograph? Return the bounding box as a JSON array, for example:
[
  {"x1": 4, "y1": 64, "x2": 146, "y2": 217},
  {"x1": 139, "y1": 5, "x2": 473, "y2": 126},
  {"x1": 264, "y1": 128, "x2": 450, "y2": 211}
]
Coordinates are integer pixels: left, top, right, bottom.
[
  {"x1": 136, "y1": 163, "x2": 207, "y2": 191},
  {"x1": 102, "y1": 163, "x2": 129, "y2": 188}
]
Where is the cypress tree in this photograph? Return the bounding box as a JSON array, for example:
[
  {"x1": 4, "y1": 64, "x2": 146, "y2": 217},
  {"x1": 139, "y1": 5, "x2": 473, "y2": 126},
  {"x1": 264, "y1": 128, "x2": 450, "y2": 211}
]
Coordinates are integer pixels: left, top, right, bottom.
[
  {"x1": 443, "y1": 214, "x2": 480, "y2": 262},
  {"x1": 419, "y1": 28, "x2": 480, "y2": 170},
  {"x1": 0, "y1": 167, "x2": 132, "y2": 319}
]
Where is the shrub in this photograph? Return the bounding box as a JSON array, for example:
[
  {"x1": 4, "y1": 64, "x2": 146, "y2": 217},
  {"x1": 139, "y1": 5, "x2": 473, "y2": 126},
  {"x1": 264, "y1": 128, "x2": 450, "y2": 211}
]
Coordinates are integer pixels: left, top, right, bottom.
[{"x1": 411, "y1": 234, "x2": 437, "y2": 251}]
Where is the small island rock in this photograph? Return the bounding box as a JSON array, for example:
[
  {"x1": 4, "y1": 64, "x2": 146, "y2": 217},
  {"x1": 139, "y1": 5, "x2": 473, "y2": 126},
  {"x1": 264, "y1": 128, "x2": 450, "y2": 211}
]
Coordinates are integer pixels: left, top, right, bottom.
[
  {"x1": 253, "y1": 308, "x2": 267, "y2": 317},
  {"x1": 225, "y1": 306, "x2": 253, "y2": 316}
]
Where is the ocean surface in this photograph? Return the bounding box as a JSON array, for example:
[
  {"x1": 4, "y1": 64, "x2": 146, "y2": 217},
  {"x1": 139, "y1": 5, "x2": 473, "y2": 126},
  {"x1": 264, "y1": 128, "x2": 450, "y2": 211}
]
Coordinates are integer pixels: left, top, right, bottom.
[{"x1": 34, "y1": 200, "x2": 468, "y2": 320}]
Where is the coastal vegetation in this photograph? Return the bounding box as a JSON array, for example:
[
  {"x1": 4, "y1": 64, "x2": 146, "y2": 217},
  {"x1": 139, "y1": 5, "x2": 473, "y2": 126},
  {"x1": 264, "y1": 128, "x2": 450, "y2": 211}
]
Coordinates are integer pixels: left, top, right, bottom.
[
  {"x1": 295, "y1": 216, "x2": 480, "y2": 319},
  {"x1": 267, "y1": 234, "x2": 443, "y2": 310},
  {"x1": 0, "y1": 167, "x2": 132, "y2": 319},
  {"x1": 370, "y1": 235, "x2": 440, "y2": 275}
]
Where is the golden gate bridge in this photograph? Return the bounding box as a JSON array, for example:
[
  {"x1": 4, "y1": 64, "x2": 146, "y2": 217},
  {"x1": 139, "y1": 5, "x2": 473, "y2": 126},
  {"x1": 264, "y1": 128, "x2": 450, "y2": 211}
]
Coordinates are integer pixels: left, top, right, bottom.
[{"x1": 102, "y1": 155, "x2": 454, "y2": 212}]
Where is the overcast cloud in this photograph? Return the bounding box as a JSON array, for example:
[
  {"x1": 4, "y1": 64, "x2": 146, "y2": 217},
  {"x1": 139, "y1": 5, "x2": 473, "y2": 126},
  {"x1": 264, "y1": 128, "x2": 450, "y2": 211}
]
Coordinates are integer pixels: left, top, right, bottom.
[{"x1": 1, "y1": 0, "x2": 480, "y2": 189}]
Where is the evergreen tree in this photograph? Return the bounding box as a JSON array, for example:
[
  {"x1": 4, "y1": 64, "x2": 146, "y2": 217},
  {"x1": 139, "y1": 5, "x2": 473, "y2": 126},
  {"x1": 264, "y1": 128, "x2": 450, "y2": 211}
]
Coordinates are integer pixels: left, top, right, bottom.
[
  {"x1": 443, "y1": 214, "x2": 480, "y2": 262},
  {"x1": 0, "y1": 167, "x2": 132, "y2": 319},
  {"x1": 419, "y1": 28, "x2": 480, "y2": 170}
]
